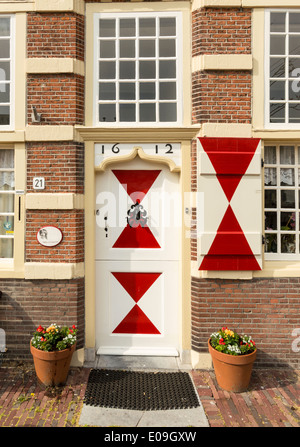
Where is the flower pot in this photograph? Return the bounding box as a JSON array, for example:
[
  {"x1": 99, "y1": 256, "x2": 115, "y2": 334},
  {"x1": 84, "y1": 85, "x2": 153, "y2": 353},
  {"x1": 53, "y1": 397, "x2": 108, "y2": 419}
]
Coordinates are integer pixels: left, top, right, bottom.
[
  {"x1": 208, "y1": 339, "x2": 256, "y2": 393},
  {"x1": 30, "y1": 342, "x2": 76, "y2": 387}
]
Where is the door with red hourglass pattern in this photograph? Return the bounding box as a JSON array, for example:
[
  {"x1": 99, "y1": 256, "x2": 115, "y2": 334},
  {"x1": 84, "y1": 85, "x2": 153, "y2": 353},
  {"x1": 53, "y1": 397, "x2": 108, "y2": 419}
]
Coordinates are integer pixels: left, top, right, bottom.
[{"x1": 95, "y1": 158, "x2": 181, "y2": 355}]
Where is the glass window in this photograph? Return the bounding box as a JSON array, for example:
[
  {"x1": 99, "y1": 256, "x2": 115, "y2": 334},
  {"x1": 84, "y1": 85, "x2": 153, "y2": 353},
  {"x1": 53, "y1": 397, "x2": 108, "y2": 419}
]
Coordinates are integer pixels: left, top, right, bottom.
[
  {"x1": 0, "y1": 149, "x2": 14, "y2": 258},
  {"x1": 264, "y1": 144, "x2": 300, "y2": 258},
  {"x1": 95, "y1": 12, "x2": 181, "y2": 125},
  {"x1": 0, "y1": 16, "x2": 13, "y2": 128},
  {"x1": 266, "y1": 11, "x2": 300, "y2": 126}
]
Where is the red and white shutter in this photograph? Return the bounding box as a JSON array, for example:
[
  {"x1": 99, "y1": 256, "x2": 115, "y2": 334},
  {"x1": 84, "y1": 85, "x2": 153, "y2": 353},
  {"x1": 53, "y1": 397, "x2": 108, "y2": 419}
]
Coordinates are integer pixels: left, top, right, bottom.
[{"x1": 197, "y1": 137, "x2": 262, "y2": 271}]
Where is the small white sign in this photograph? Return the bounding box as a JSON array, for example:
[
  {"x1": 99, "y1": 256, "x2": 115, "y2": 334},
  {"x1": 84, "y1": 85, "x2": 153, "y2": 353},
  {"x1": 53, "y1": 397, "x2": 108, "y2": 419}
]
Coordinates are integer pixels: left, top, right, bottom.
[
  {"x1": 33, "y1": 177, "x2": 45, "y2": 190},
  {"x1": 37, "y1": 226, "x2": 63, "y2": 247}
]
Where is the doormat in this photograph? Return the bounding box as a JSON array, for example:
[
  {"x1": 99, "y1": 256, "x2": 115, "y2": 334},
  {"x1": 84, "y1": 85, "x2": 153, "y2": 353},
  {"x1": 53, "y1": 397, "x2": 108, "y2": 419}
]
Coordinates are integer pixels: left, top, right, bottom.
[{"x1": 84, "y1": 369, "x2": 200, "y2": 411}]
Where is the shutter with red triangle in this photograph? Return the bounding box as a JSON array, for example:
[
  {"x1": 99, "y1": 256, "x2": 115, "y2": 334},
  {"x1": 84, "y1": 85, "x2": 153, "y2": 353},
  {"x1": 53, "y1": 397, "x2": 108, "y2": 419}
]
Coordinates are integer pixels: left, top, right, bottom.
[{"x1": 198, "y1": 137, "x2": 262, "y2": 271}]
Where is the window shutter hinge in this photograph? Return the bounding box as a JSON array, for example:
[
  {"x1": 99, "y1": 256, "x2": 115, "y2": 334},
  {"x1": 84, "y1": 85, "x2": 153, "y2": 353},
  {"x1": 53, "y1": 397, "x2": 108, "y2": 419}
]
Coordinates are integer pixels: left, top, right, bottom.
[
  {"x1": 262, "y1": 235, "x2": 265, "y2": 245},
  {"x1": 261, "y1": 159, "x2": 264, "y2": 168}
]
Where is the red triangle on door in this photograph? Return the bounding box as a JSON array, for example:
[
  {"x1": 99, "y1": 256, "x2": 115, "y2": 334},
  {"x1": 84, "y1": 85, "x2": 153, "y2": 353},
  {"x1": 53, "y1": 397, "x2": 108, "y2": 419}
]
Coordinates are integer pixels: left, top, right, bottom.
[
  {"x1": 112, "y1": 304, "x2": 161, "y2": 334},
  {"x1": 112, "y1": 272, "x2": 161, "y2": 303},
  {"x1": 216, "y1": 174, "x2": 243, "y2": 202},
  {"x1": 113, "y1": 224, "x2": 161, "y2": 249},
  {"x1": 112, "y1": 170, "x2": 161, "y2": 202}
]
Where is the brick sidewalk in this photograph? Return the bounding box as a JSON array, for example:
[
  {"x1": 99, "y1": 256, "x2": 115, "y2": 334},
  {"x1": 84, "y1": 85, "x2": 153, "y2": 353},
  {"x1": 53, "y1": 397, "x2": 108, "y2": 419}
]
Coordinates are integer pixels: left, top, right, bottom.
[{"x1": 0, "y1": 362, "x2": 299, "y2": 427}]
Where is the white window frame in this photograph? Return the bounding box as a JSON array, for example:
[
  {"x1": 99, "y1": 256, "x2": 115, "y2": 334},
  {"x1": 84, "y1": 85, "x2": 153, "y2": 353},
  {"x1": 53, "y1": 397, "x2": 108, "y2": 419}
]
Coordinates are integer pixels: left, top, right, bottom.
[
  {"x1": 264, "y1": 142, "x2": 300, "y2": 261},
  {"x1": 0, "y1": 15, "x2": 15, "y2": 131},
  {"x1": 93, "y1": 11, "x2": 183, "y2": 127},
  {"x1": 0, "y1": 147, "x2": 14, "y2": 265},
  {"x1": 265, "y1": 9, "x2": 300, "y2": 129}
]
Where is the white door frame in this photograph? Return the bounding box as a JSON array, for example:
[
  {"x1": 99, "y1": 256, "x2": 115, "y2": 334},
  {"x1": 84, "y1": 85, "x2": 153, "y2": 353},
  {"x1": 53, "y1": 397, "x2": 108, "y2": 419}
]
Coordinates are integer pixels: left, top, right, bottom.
[{"x1": 81, "y1": 129, "x2": 196, "y2": 362}]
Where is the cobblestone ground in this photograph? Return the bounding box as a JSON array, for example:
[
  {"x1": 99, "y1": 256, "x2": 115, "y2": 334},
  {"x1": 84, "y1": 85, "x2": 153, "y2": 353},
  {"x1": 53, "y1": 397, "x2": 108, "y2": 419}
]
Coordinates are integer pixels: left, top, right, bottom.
[{"x1": 0, "y1": 361, "x2": 299, "y2": 427}]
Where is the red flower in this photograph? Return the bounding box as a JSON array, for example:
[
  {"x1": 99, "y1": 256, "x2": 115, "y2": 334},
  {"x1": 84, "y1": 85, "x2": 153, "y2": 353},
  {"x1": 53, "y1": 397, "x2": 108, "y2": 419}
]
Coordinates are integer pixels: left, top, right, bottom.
[
  {"x1": 37, "y1": 325, "x2": 44, "y2": 333},
  {"x1": 72, "y1": 325, "x2": 76, "y2": 329},
  {"x1": 40, "y1": 337, "x2": 45, "y2": 342},
  {"x1": 219, "y1": 338, "x2": 225, "y2": 345}
]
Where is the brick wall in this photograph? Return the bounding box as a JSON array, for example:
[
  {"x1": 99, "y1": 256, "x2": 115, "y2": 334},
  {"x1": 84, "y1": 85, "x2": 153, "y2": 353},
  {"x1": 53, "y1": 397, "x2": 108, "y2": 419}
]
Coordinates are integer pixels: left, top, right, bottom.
[
  {"x1": 0, "y1": 278, "x2": 85, "y2": 360},
  {"x1": 27, "y1": 142, "x2": 84, "y2": 194},
  {"x1": 192, "y1": 71, "x2": 252, "y2": 124},
  {"x1": 191, "y1": 277, "x2": 300, "y2": 368},
  {"x1": 26, "y1": 210, "x2": 84, "y2": 263},
  {"x1": 27, "y1": 13, "x2": 85, "y2": 60},
  {"x1": 192, "y1": 8, "x2": 252, "y2": 56},
  {"x1": 27, "y1": 74, "x2": 84, "y2": 126}
]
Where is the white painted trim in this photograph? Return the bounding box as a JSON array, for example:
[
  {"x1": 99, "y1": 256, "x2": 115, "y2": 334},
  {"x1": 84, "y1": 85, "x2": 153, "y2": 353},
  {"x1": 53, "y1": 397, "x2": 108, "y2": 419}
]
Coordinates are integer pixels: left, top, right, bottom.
[
  {"x1": 26, "y1": 58, "x2": 85, "y2": 76},
  {"x1": 97, "y1": 347, "x2": 179, "y2": 357}
]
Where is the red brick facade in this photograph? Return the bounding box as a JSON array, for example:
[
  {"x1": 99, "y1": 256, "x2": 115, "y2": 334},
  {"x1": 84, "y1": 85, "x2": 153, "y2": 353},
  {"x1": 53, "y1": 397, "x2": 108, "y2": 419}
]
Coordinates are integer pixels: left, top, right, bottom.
[
  {"x1": 191, "y1": 277, "x2": 300, "y2": 368},
  {"x1": 0, "y1": 279, "x2": 84, "y2": 360}
]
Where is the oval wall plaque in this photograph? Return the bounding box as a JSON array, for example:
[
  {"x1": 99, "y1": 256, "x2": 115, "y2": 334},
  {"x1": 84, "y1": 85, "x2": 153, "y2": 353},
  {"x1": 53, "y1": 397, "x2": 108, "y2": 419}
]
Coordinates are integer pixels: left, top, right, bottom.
[{"x1": 37, "y1": 226, "x2": 63, "y2": 247}]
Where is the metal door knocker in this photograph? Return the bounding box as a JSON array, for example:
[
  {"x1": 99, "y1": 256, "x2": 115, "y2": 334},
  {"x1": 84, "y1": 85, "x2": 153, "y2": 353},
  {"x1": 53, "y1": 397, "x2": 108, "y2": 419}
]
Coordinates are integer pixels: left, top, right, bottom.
[{"x1": 127, "y1": 200, "x2": 148, "y2": 228}]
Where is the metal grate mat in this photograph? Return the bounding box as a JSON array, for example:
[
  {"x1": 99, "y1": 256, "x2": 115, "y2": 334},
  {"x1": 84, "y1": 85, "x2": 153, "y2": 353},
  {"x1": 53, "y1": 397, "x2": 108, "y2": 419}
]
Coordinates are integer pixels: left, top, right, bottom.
[{"x1": 84, "y1": 369, "x2": 200, "y2": 411}]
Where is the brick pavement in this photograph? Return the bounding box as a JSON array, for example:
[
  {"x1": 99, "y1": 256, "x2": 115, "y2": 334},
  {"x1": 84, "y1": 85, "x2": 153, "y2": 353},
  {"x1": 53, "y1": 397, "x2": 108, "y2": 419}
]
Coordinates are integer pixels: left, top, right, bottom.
[{"x1": 0, "y1": 361, "x2": 299, "y2": 427}]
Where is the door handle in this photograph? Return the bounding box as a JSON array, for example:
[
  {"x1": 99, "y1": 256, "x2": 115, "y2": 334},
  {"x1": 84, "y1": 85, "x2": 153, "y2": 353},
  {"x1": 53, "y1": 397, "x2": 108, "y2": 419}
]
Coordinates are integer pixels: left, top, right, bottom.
[{"x1": 104, "y1": 216, "x2": 108, "y2": 237}]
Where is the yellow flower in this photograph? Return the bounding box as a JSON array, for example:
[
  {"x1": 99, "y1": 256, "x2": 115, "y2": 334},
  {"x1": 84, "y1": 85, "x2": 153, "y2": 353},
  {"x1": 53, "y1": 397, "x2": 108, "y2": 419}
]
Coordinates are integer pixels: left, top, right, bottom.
[
  {"x1": 46, "y1": 325, "x2": 57, "y2": 333},
  {"x1": 224, "y1": 329, "x2": 234, "y2": 337}
]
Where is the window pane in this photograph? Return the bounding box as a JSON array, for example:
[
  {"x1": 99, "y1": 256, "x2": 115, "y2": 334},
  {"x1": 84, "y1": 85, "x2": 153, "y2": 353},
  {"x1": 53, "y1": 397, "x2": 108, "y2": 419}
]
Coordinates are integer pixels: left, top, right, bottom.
[
  {"x1": 270, "y1": 58, "x2": 285, "y2": 78},
  {"x1": 119, "y1": 83, "x2": 135, "y2": 100},
  {"x1": 0, "y1": 194, "x2": 13, "y2": 212},
  {"x1": 265, "y1": 190, "x2": 277, "y2": 208},
  {"x1": 159, "y1": 39, "x2": 175, "y2": 57},
  {"x1": 0, "y1": 216, "x2": 13, "y2": 234},
  {"x1": 0, "y1": 149, "x2": 13, "y2": 169},
  {"x1": 0, "y1": 106, "x2": 9, "y2": 125},
  {"x1": 265, "y1": 146, "x2": 277, "y2": 164},
  {"x1": 99, "y1": 83, "x2": 116, "y2": 100},
  {"x1": 120, "y1": 19, "x2": 136, "y2": 37},
  {"x1": 289, "y1": 13, "x2": 300, "y2": 32},
  {"x1": 289, "y1": 80, "x2": 300, "y2": 100},
  {"x1": 264, "y1": 167, "x2": 277, "y2": 186},
  {"x1": 280, "y1": 168, "x2": 295, "y2": 186},
  {"x1": 0, "y1": 84, "x2": 9, "y2": 103},
  {"x1": 265, "y1": 234, "x2": 277, "y2": 253},
  {"x1": 280, "y1": 146, "x2": 295, "y2": 164},
  {"x1": 0, "y1": 40, "x2": 10, "y2": 59},
  {"x1": 0, "y1": 172, "x2": 14, "y2": 191},
  {"x1": 140, "y1": 103, "x2": 155, "y2": 122},
  {"x1": 140, "y1": 82, "x2": 155, "y2": 99},
  {"x1": 159, "y1": 60, "x2": 176, "y2": 78},
  {"x1": 281, "y1": 234, "x2": 295, "y2": 253},
  {"x1": 120, "y1": 104, "x2": 135, "y2": 122},
  {"x1": 100, "y1": 41, "x2": 115, "y2": 58},
  {"x1": 159, "y1": 82, "x2": 176, "y2": 100},
  {"x1": 159, "y1": 103, "x2": 177, "y2": 122},
  {"x1": 139, "y1": 61, "x2": 155, "y2": 79},
  {"x1": 119, "y1": 61, "x2": 135, "y2": 79},
  {"x1": 99, "y1": 103, "x2": 116, "y2": 122},
  {"x1": 99, "y1": 61, "x2": 115, "y2": 79},
  {"x1": 0, "y1": 18, "x2": 10, "y2": 37},
  {"x1": 99, "y1": 19, "x2": 115, "y2": 37},
  {"x1": 120, "y1": 40, "x2": 135, "y2": 58},
  {"x1": 160, "y1": 17, "x2": 176, "y2": 36},
  {"x1": 0, "y1": 238, "x2": 13, "y2": 258},
  {"x1": 139, "y1": 40, "x2": 155, "y2": 58},
  {"x1": 139, "y1": 18, "x2": 155, "y2": 36},
  {"x1": 289, "y1": 35, "x2": 300, "y2": 56},
  {"x1": 270, "y1": 35, "x2": 286, "y2": 55},
  {"x1": 289, "y1": 104, "x2": 300, "y2": 123},
  {"x1": 270, "y1": 103, "x2": 285, "y2": 123},
  {"x1": 265, "y1": 211, "x2": 277, "y2": 230},
  {"x1": 270, "y1": 12, "x2": 286, "y2": 32},
  {"x1": 281, "y1": 211, "x2": 295, "y2": 230},
  {"x1": 289, "y1": 58, "x2": 300, "y2": 76},
  {"x1": 270, "y1": 80, "x2": 285, "y2": 100},
  {"x1": 281, "y1": 190, "x2": 295, "y2": 208},
  {"x1": 0, "y1": 62, "x2": 10, "y2": 81}
]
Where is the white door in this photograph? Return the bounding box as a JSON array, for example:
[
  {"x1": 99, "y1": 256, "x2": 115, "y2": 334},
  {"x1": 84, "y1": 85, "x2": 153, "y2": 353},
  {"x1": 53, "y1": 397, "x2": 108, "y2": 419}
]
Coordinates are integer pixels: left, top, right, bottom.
[{"x1": 95, "y1": 158, "x2": 181, "y2": 356}]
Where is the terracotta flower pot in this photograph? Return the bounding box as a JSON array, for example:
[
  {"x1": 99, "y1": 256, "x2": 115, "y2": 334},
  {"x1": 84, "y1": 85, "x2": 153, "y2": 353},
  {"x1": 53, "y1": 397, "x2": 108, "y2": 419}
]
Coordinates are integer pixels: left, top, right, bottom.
[
  {"x1": 208, "y1": 339, "x2": 256, "y2": 393},
  {"x1": 30, "y1": 342, "x2": 76, "y2": 387}
]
